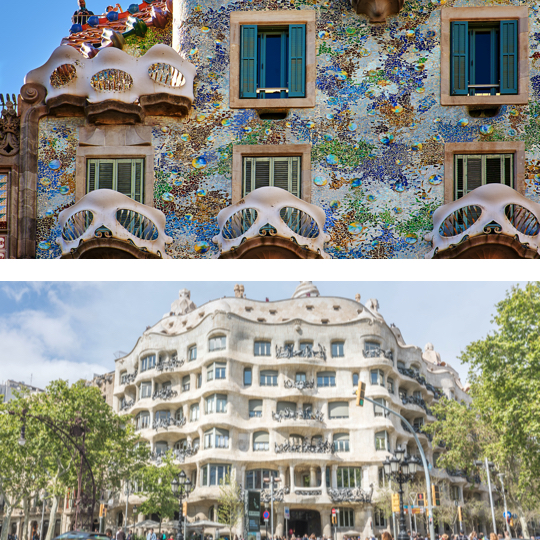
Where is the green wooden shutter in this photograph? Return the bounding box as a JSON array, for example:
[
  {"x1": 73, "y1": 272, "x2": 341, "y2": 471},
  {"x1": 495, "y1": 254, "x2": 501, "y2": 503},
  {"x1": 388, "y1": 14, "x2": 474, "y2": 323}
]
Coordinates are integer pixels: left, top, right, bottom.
[
  {"x1": 87, "y1": 161, "x2": 96, "y2": 193},
  {"x1": 243, "y1": 158, "x2": 253, "y2": 196},
  {"x1": 273, "y1": 158, "x2": 290, "y2": 192},
  {"x1": 117, "y1": 160, "x2": 133, "y2": 199},
  {"x1": 451, "y1": 21, "x2": 468, "y2": 95},
  {"x1": 289, "y1": 24, "x2": 306, "y2": 98},
  {"x1": 291, "y1": 156, "x2": 300, "y2": 197},
  {"x1": 254, "y1": 158, "x2": 270, "y2": 189},
  {"x1": 485, "y1": 155, "x2": 502, "y2": 184},
  {"x1": 500, "y1": 20, "x2": 518, "y2": 94},
  {"x1": 134, "y1": 160, "x2": 143, "y2": 203},
  {"x1": 465, "y1": 156, "x2": 482, "y2": 194},
  {"x1": 98, "y1": 160, "x2": 114, "y2": 190},
  {"x1": 241, "y1": 25, "x2": 258, "y2": 98}
]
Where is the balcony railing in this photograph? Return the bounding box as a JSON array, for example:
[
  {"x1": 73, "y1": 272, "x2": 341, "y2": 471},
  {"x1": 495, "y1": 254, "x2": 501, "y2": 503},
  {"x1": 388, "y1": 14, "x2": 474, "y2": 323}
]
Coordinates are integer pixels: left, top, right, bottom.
[
  {"x1": 152, "y1": 416, "x2": 186, "y2": 431},
  {"x1": 152, "y1": 388, "x2": 178, "y2": 401},
  {"x1": 272, "y1": 408, "x2": 324, "y2": 422},
  {"x1": 57, "y1": 189, "x2": 172, "y2": 258},
  {"x1": 425, "y1": 184, "x2": 540, "y2": 258},
  {"x1": 156, "y1": 356, "x2": 184, "y2": 372},
  {"x1": 275, "y1": 439, "x2": 334, "y2": 454},
  {"x1": 284, "y1": 379, "x2": 316, "y2": 390},
  {"x1": 213, "y1": 187, "x2": 331, "y2": 258},
  {"x1": 276, "y1": 344, "x2": 327, "y2": 361},
  {"x1": 261, "y1": 487, "x2": 290, "y2": 503},
  {"x1": 397, "y1": 367, "x2": 444, "y2": 400},
  {"x1": 120, "y1": 399, "x2": 134, "y2": 411},
  {"x1": 401, "y1": 395, "x2": 433, "y2": 416},
  {"x1": 362, "y1": 347, "x2": 393, "y2": 361},
  {"x1": 328, "y1": 486, "x2": 374, "y2": 503}
]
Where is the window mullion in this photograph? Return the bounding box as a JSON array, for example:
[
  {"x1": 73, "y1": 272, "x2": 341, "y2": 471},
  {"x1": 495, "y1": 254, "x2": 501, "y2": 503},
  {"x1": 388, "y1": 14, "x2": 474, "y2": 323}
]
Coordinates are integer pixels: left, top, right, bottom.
[
  {"x1": 469, "y1": 30, "x2": 475, "y2": 96},
  {"x1": 269, "y1": 156, "x2": 274, "y2": 188},
  {"x1": 491, "y1": 28, "x2": 497, "y2": 95},
  {"x1": 481, "y1": 155, "x2": 486, "y2": 186},
  {"x1": 463, "y1": 155, "x2": 468, "y2": 195}
]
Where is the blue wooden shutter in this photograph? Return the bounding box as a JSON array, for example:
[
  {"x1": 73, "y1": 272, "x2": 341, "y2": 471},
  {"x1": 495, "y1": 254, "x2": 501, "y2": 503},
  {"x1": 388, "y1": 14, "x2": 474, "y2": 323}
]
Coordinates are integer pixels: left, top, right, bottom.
[
  {"x1": 288, "y1": 24, "x2": 306, "y2": 98},
  {"x1": 500, "y1": 20, "x2": 518, "y2": 94},
  {"x1": 451, "y1": 21, "x2": 468, "y2": 95},
  {"x1": 240, "y1": 25, "x2": 257, "y2": 98}
]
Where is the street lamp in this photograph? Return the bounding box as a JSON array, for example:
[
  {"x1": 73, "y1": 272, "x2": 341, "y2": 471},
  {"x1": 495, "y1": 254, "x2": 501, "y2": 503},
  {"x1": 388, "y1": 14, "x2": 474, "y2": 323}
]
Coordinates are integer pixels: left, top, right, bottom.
[
  {"x1": 474, "y1": 459, "x2": 497, "y2": 535},
  {"x1": 498, "y1": 474, "x2": 511, "y2": 539},
  {"x1": 383, "y1": 448, "x2": 423, "y2": 540},
  {"x1": 263, "y1": 476, "x2": 281, "y2": 540},
  {"x1": 171, "y1": 470, "x2": 193, "y2": 540}
]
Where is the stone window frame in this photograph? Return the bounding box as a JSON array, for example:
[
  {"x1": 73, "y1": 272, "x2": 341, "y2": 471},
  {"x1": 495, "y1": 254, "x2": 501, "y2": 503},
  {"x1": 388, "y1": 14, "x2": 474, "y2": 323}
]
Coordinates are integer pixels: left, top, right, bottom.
[
  {"x1": 229, "y1": 11, "x2": 316, "y2": 109},
  {"x1": 75, "y1": 126, "x2": 155, "y2": 204},
  {"x1": 444, "y1": 141, "x2": 525, "y2": 204},
  {"x1": 440, "y1": 6, "x2": 529, "y2": 106},
  {"x1": 232, "y1": 144, "x2": 312, "y2": 203}
]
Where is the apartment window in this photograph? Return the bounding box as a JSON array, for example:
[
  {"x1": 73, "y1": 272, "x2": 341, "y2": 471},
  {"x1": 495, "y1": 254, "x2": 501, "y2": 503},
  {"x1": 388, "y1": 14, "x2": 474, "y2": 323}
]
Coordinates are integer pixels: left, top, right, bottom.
[
  {"x1": 120, "y1": 371, "x2": 128, "y2": 385},
  {"x1": 331, "y1": 341, "x2": 344, "y2": 358},
  {"x1": 136, "y1": 411, "x2": 150, "y2": 429},
  {"x1": 193, "y1": 437, "x2": 200, "y2": 450},
  {"x1": 364, "y1": 341, "x2": 380, "y2": 353},
  {"x1": 433, "y1": 452, "x2": 441, "y2": 468},
  {"x1": 296, "y1": 372, "x2": 306, "y2": 383},
  {"x1": 155, "y1": 410, "x2": 170, "y2": 422},
  {"x1": 190, "y1": 403, "x2": 199, "y2": 421},
  {"x1": 337, "y1": 467, "x2": 362, "y2": 488},
  {"x1": 413, "y1": 417, "x2": 424, "y2": 430},
  {"x1": 188, "y1": 346, "x2": 197, "y2": 361},
  {"x1": 175, "y1": 408, "x2": 184, "y2": 421},
  {"x1": 246, "y1": 469, "x2": 278, "y2": 489},
  {"x1": 243, "y1": 156, "x2": 301, "y2": 198},
  {"x1": 204, "y1": 428, "x2": 230, "y2": 449},
  {"x1": 205, "y1": 393, "x2": 228, "y2": 414},
  {"x1": 207, "y1": 364, "x2": 214, "y2": 381},
  {"x1": 375, "y1": 430, "x2": 388, "y2": 451},
  {"x1": 373, "y1": 398, "x2": 388, "y2": 417},
  {"x1": 303, "y1": 403, "x2": 312, "y2": 415},
  {"x1": 352, "y1": 373, "x2": 359, "y2": 386},
  {"x1": 196, "y1": 373, "x2": 202, "y2": 389},
  {"x1": 387, "y1": 377, "x2": 395, "y2": 394},
  {"x1": 277, "y1": 401, "x2": 296, "y2": 413},
  {"x1": 451, "y1": 485, "x2": 460, "y2": 501},
  {"x1": 182, "y1": 376, "x2": 190, "y2": 392},
  {"x1": 317, "y1": 371, "x2": 336, "y2": 387},
  {"x1": 215, "y1": 362, "x2": 226, "y2": 379},
  {"x1": 201, "y1": 464, "x2": 231, "y2": 486},
  {"x1": 397, "y1": 361, "x2": 405, "y2": 370},
  {"x1": 254, "y1": 341, "x2": 271, "y2": 356},
  {"x1": 86, "y1": 158, "x2": 144, "y2": 202},
  {"x1": 209, "y1": 335, "x2": 226, "y2": 352},
  {"x1": 300, "y1": 341, "x2": 314, "y2": 353},
  {"x1": 374, "y1": 508, "x2": 386, "y2": 527},
  {"x1": 399, "y1": 389, "x2": 407, "y2": 400},
  {"x1": 174, "y1": 439, "x2": 188, "y2": 451},
  {"x1": 336, "y1": 508, "x2": 354, "y2": 528},
  {"x1": 451, "y1": 21, "x2": 517, "y2": 96},
  {"x1": 249, "y1": 399, "x2": 263, "y2": 418},
  {"x1": 140, "y1": 354, "x2": 156, "y2": 372},
  {"x1": 253, "y1": 431, "x2": 270, "y2": 451},
  {"x1": 378, "y1": 467, "x2": 386, "y2": 488},
  {"x1": 413, "y1": 390, "x2": 422, "y2": 399},
  {"x1": 140, "y1": 382, "x2": 152, "y2": 399},
  {"x1": 244, "y1": 367, "x2": 253, "y2": 386},
  {"x1": 328, "y1": 402, "x2": 349, "y2": 419},
  {"x1": 370, "y1": 369, "x2": 385, "y2": 386},
  {"x1": 260, "y1": 370, "x2": 278, "y2": 386},
  {"x1": 333, "y1": 433, "x2": 350, "y2": 452},
  {"x1": 154, "y1": 441, "x2": 168, "y2": 456}
]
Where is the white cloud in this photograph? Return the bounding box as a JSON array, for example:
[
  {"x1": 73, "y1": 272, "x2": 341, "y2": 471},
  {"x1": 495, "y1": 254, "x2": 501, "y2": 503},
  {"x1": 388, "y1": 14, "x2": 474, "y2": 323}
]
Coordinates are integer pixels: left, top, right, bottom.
[{"x1": 2, "y1": 284, "x2": 30, "y2": 302}]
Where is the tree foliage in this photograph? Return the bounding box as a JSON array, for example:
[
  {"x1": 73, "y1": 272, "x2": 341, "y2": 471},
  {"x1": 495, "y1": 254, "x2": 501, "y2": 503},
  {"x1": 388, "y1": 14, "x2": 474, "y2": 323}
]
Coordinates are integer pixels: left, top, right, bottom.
[{"x1": 217, "y1": 474, "x2": 243, "y2": 538}]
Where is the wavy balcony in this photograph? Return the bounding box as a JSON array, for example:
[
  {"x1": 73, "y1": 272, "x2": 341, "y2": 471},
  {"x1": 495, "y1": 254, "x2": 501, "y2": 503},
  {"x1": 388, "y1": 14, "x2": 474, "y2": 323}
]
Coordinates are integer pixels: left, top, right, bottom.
[
  {"x1": 425, "y1": 184, "x2": 540, "y2": 259},
  {"x1": 213, "y1": 187, "x2": 330, "y2": 259},
  {"x1": 25, "y1": 44, "x2": 195, "y2": 122},
  {"x1": 57, "y1": 189, "x2": 172, "y2": 259}
]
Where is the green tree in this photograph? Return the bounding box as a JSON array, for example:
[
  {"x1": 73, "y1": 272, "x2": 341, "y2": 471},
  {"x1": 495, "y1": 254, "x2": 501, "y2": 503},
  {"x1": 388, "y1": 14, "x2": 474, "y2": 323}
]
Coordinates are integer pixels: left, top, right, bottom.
[{"x1": 217, "y1": 474, "x2": 243, "y2": 539}]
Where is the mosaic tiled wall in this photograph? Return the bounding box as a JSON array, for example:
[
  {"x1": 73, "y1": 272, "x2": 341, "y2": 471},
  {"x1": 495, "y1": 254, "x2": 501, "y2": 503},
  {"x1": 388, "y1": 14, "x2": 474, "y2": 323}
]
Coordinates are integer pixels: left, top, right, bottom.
[
  {"x1": 36, "y1": 0, "x2": 540, "y2": 259},
  {"x1": 0, "y1": 173, "x2": 7, "y2": 230}
]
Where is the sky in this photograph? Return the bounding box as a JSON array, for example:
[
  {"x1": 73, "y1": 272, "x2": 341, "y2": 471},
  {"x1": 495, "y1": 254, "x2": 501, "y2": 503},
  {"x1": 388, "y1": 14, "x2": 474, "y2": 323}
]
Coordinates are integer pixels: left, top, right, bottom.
[
  {"x1": 0, "y1": 280, "x2": 524, "y2": 390},
  {"x1": 0, "y1": 0, "x2": 124, "y2": 99}
]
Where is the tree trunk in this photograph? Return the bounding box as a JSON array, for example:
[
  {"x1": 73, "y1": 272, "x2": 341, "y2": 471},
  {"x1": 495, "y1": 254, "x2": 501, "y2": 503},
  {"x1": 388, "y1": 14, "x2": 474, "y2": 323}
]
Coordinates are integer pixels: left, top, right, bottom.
[
  {"x1": 45, "y1": 496, "x2": 60, "y2": 540},
  {"x1": 22, "y1": 497, "x2": 30, "y2": 540},
  {"x1": 516, "y1": 505, "x2": 530, "y2": 539},
  {"x1": 0, "y1": 502, "x2": 14, "y2": 540}
]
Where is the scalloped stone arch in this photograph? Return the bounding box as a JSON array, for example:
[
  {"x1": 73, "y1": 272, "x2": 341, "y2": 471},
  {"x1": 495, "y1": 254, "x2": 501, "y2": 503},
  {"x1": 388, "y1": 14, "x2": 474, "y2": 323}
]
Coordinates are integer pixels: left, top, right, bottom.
[
  {"x1": 218, "y1": 237, "x2": 324, "y2": 259},
  {"x1": 59, "y1": 237, "x2": 162, "y2": 259},
  {"x1": 432, "y1": 235, "x2": 540, "y2": 259}
]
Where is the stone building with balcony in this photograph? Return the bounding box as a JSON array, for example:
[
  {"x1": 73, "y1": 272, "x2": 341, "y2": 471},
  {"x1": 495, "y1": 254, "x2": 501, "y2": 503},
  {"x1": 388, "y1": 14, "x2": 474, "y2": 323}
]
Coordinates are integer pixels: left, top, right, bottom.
[
  {"x1": 2, "y1": 0, "x2": 540, "y2": 258},
  {"x1": 111, "y1": 282, "x2": 488, "y2": 539}
]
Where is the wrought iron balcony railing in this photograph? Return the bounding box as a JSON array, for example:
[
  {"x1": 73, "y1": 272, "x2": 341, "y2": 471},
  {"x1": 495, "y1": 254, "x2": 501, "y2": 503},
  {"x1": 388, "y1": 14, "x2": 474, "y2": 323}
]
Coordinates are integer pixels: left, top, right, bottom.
[
  {"x1": 284, "y1": 379, "x2": 316, "y2": 390},
  {"x1": 152, "y1": 388, "x2": 178, "y2": 401},
  {"x1": 261, "y1": 487, "x2": 290, "y2": 502},
  {"x1": 275, "y1": 439, "x2": 334, "y2": 454},
  {"x1": 425, "y1": 184, "x2": 540, "y2": 258},
  {"x1": 57, "y1": 189, "x2": 172, "y2": 258},
  {"x1": 328, "y1": 485, "x2": 374, "y2": 503},
  {"x1": 362, "y1": 347, "x2": 394, "y2": 361},
  {"x1": 121, "y1": 370, "x2": 138, "y2": 385},
  {"x1": 152, "y1": 416, "x2": 186, "y2": 431},
  {"x1": 272, "y1": 408, "x2": 324, "y2": 422},
  {"x1": 156, "y1": 356, "x2": 184, "y2": 372},
  {"x1": 120, "y1": 399, "x2": 134, "y2": 411},
  {"x1": 213, "y1": 187, "x2": 330, "y2": 258},
  {"x1": 276, "y1": 344, "x2": 327, "y2": 361}
]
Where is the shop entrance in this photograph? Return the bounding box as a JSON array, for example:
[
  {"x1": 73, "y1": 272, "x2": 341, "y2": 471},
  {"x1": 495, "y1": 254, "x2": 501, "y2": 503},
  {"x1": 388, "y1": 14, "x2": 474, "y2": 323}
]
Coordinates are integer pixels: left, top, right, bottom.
[{"x1": 289, "y1": 510, "x2": 321, "y2": 538}]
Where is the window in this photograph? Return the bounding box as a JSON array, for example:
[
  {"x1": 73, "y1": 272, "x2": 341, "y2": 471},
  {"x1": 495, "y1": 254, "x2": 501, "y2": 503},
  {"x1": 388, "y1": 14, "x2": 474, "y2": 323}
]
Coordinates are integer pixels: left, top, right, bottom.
[
  {"x1": 215, "y1": 362, "x2": 226, "y2": 379},
  {"x1": 140, "y1": 382, "x2": 152, "y2": 399},
  {"x1": 375, "y1": 431, "x2": 388, "y2": 451},
  {"x1": 353, "y1": 373, "x2": 359, "y2": 386},
  {"x1": 413, "y1": 390, "x2": 422, "y2": 399},
  {"x1": 174, "y1": 439, "x2": 188, "y2": 451},
  {"x1": 373, "y1": 398, "x2": 388, "y2": 417},
  {"x1": 413, "y1": 417, "x2": 424, "y2": 430},
  {"x1": 86, "y1": 158, "x2": 144, "y2": 202},
  {"x1": 296, "y1": 372, "x2": 306, "y2": 383},
  {"x1": 249, "y1": 399, "x2": 263, "y2": 418},
  {"x1": 333, "y1": 433, "x2": 350, "y2": 452},
  {"x1": 336, "y1": 508, "x2": 354, "y2": 528},
  {"x1": 239, "y1": 24, "x2": 305, "y2": 100},
  {"x1": 246, "y1": 469, "x2": 278, "y2": 489},
  {"x1": 154, "y1": 441, "x2": 168, "y2": 456},
  {"x1": 155, "y1": 410, "x2": 170, "y2": 422},
  {"x1": 244, "y1": 367, "x2": 252, "y2": 386},
  {"x1": 433, "y1": 452, "x2": 441, "y2": 468},
  {"x1": 243, "y1": 156, "x2": 301, "y2": 198},
  {"x1": 328, "y1": 402, "x2": 349, "y2": 419},
  {"x1": 451, "y1": 485, "x2": 460, "y2": 501},
  {"x1": 196, "y1": 373, "x2": 202, "y2": 389},
  {"x1": 188, "y1": 346, "x2": 197, "y2": 361},
  {"x1": 175, "y1": 408, "x2": 184, "y2": 421},
  {"x1": 136, "y1": 411, "x2": 150, "y2": 429},
  {"x1": 254, "y1": 341, "x2": 271, "y2": 356},
  {"x1": 331, "y1": 342, "x2": 344, "y2": 358},
  {"x1": 397, "y1": 361, "x2": 405, "y2": 370},
  {"x1": 300, "y1": 341, "x2": 313, "y2": 353},
  {"x1": 374, "y1": 508, "x2": 386, "y2": 527},
  {"x1": 303, "y1": 403, "x2": 312, "y2": 415},
  {"x1": 387, "y1": 378, "x2": 394, "y2": 394},
  {"x1": 378, "y1": 467, "x2": 386, "y2": 488},
  {"x1": 120, "y1": 371, "x2": 128, "y2": 385},
  {"x1": 365, "y1": 341, "x2": 380, "y2": 353},
  {"x1": 253, "y1": 431, "x2": 270, "y2": 451},
  {"x1": 201, "y1": 464, "x2": 231, "y2": 486},
  {"x1": 450, "y1": 21, "x2": 517, "y2": 97},
  {"x1": 277, "y1": 401, "x2": 296, "y2": 413},
  {"x1": 204, "y1": 428, "x2": 230, "y2": 449},
  {"x1": 205, "y1": 394, "x2": 228, "y2": 414},
  {"x1": 207, "y1": 364, "x2": 214, "y2": 381},
  {"x1": 182, "y1": 376, "x2": 190, "y2": 392},
  {"x1": 317, "y1": 371, "x2": 336, "y2": 387},
  {"x1": 260, "y1": 370, "x2": 278, "y2": 386},
  {"x1": 337, "y1": 467, "x2": 362, "y2": 488},
  {"x1": 399, "y1": 389, "x2": 407, "y2": 400},
  {"x1": 370, "y1": 369, "x2": 385, "y2": 386},
  {"x1": 190, "y1": 403, "x2": 199, "y2": 422},
  {"x1": 209, "y1": 335, "x2": 226, "y2": 352},
  {"x1": 140, "y1": 354, "x2": 156, "y2": 372}
]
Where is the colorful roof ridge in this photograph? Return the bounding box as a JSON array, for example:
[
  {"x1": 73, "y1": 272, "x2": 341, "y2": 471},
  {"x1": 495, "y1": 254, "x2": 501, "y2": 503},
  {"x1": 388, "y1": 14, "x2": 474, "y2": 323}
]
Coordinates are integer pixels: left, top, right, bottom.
[{"x1": 62, "y1": 0, "x2": 171, "y2": 54}]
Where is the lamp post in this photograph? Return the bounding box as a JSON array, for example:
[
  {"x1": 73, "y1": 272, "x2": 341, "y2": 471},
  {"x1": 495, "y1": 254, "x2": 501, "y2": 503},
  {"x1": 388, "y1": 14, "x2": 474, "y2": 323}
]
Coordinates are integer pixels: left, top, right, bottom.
[
  {"x1": 263, "y1": 476, "x2": 281, "y2": 540},
  {"x1": 498, "y1": 474, "x2": 511, "y2": 539},
  {"x1": 124, "y1": 481, "x2": 131, "y2": 534},
  {"x1": 171, "y1": 471, "x2": 193, "y2": 540},
  {"x1": 474, "y1": 459, "x2": 497, "y2": 535},
  {"x1": 383, "y1": 447, "x2": 423, "y2": 540},
  {"x1": 133, "y1": 505, "x2": 138, "y2": 528}
]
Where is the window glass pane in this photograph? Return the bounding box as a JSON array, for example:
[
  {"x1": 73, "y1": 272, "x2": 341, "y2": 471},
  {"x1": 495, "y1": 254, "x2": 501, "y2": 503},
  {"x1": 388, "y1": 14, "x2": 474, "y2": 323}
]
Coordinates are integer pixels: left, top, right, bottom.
[
  {"x1": 265, "y1": 34, "x2": 283, "y2": 88},
  {"x1": 249, "y1": 399, "x2": 263, "y2": 417},
  {"x1": 332, "y1": 342, "x2": 344, "y2": 357},
  {"x1": 254, "y1": 341, "x2": 271, "y2": 356},
  {"x1": 189, "y1": 346, "x2": 197, "y2": 361},
  {"x1": 216, "y1": 362, "x2": 226, "y2": 379},
  {"x1": 329, "y1": 402, "x2": 349, "y2": 419},
  {"x1": 209, "y1": 336, "x2": 226, "y2": 351},
  {"x1": 296, "y1": 372, "x2": 306, "y2": 382},
  {"x1": 353, "y1": 373, "x2": 359, "y2": 386},
  {"x1": 244, "y1": 368, "x2": 252, "y2": 386},
  {"x1": 260, "y1": 370, "x2": 278, "y2": 386}
]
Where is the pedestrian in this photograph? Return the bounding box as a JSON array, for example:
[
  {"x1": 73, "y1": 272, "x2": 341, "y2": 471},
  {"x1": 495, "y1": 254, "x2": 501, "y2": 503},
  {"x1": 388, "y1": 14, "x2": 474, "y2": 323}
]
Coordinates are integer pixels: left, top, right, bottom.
[
  {"x1": 117, "y1": 528, "x2": 126, "y2": 540},
  {"x1": 106, "y1": 531, "x2": 113, "y2": 539},
  {"x1": 382, "y1": 532, "x2": 393, "y2": 540},
  {"x1": 127, "y1": 531, "x2": 133, "y2": 540}
]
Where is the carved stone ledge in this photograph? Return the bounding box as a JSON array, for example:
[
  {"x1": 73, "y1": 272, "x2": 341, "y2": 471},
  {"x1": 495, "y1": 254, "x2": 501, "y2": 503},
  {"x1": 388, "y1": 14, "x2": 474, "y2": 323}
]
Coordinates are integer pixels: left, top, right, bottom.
[
  {"x1": 85, "y1": 101, "x2": 144, "y2": 125},
  {"x1": 140, "y1": 93, "x2": 192, "y2": 117},
  {"x1": 59, "y1": 237, "x2": 162, "y2": 259},
  {"x1": 47, "y1": 95, "x2": 87, "y2": 117},
  {"x1": 20, "y1": 83, "x2": 47, "y2": 106},
  {"x1": 219, "y1": 236, "x2": 324, "y2": 260},
  {"x1": 351, "y1": 0, "x2": 404, "y2": 22}
]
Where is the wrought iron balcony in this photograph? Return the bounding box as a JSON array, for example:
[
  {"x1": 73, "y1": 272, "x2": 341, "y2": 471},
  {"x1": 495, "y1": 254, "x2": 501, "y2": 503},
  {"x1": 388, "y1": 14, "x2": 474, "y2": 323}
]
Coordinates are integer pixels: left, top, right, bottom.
[
  {"x1": 328, "y1": 485, "x2": 374, "y2": 503},
  {"x1": 120, "y1": 398, "x2": 134, "y2": 411},
  {"x1": 261, "y1": 487, "x2": 290, "y2": 502},
  {"x1": 362, "y1": 347, "x2": 393, "y2": 361},
  {"x1": 150, "y1": 445, "x2": 199, "y2": 464},
  {"x1": 152, "y1": 388, "x2": 178, "y2": 401},
  {"x1": 276, "y1": 344, "x2": 327, "y2": 361},
  {"x1": 284, "y1": 379, "x2": 316, "y2": 390},
  {"x1": 121, "y1": 370, "x2": 138, "y2": 385},
  {"x1": 152, "y1": 416, "x2": 186, "y2": 431},
  {"x1": 57, "y1": 189, "x2": 172, "y2": 258},
  {"x1": 275, "y1": 438, "x2": 334, "y2": 454},
  {"x1": 400, "y1": 420, "x2": 433, "y2": 441},
  {"x1": 213, "y1": 187, "x2": 330, "y2": 258},
  {"x1": 425, "y1": 184, "x2": 540, "y2": 258},
  {"x1": 156, "y1": 356, "x2": 184, "y2": 372},
  {"x1": 295, "y1": 489, "x2": 322, "y2": 496},
  {"x1": 272, "y1": 408, "x2": 324, "y2": 422}
]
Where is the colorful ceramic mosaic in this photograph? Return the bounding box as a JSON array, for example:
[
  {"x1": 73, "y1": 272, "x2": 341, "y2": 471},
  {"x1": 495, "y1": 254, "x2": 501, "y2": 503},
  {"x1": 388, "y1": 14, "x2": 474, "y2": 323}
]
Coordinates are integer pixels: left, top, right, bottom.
[
  {"x1": 0, "y1": 174, "x2": 7, "y2": 230},
  {"x1": 35, "y1": 0, "x2": 540, "y2": 258}
]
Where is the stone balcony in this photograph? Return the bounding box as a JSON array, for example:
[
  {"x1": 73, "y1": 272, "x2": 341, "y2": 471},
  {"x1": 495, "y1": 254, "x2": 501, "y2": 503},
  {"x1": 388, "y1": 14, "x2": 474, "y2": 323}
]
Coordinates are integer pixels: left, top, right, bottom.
[
  {"x1": 213, "y1": 187, "x2": 330, "y2": 259},
  {"x1": 25, "y1": 43, "x2": 195, "y2": 123},
  {"x1": 425, "y1": 184, "x2": 540, "y2": 259},
  {"x1": 56, "y1": 189, "x2": 172, "y2": 258}
]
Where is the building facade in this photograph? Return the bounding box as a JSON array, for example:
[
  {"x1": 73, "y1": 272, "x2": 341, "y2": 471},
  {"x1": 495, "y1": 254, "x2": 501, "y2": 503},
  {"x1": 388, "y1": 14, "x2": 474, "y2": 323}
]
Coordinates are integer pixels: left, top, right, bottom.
[
  {"x1": 0, "y1": 380, "x2": 43, "y2": 403},
  {"x1": 112, "y1": 283, "x2": 484, "y2": 539},
  {"x1": 2, "y1": 0, "x2": 540, "y2": 259}
]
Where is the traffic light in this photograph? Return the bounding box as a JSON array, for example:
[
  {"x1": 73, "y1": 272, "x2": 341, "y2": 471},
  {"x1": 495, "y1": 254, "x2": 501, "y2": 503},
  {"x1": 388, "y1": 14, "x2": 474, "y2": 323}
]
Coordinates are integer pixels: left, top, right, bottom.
[
  {"x1": 432, "y1": 485, "x2": 441, "y2": 506},
  {"x1": 417, "y1": 493, "x2": 426, "y2": 508},
  {"x1": 356, "y1": 381, "x2": 366, "y2": 406}
]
